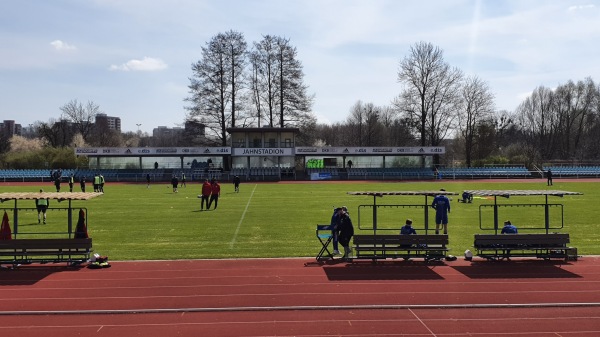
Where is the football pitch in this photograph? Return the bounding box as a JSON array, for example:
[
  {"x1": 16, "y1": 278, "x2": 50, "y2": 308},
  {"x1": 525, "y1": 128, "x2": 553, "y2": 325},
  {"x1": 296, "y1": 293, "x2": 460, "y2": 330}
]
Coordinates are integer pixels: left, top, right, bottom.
[{"x1": 1, "y1": 179, "x2": 598, "y2": 260}]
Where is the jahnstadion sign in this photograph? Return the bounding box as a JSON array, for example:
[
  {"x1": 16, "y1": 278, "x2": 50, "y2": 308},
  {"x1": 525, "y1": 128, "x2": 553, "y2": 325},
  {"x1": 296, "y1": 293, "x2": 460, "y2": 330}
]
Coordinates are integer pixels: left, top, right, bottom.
[{"x1": 75, "y1": 146, "x2": 445, "y2": 157}]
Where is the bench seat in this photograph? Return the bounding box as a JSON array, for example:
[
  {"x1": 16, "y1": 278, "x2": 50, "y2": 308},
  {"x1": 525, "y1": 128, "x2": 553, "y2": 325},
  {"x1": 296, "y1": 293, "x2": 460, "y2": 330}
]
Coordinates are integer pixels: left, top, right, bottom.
[
  {"x1": 473, "y1": 233, "x2": 576, "y2": 261},
  {"x1": 0, "y1": 238, "x2": 93, "y2": 266},
  {"x1": 353, "y1": 234, "x2": 448, "y2": 261}
]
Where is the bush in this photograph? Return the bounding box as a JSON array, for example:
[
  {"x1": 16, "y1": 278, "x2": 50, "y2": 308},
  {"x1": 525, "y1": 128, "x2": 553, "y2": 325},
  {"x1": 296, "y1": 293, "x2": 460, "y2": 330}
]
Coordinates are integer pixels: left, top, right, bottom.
[{"x1": 3, "y1": 147, "x2": 88, "y2": 169}]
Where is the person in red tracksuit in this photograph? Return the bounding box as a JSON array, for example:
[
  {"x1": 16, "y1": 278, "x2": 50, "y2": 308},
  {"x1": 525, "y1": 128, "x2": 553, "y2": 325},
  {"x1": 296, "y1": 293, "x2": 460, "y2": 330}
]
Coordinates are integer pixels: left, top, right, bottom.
[
  {"x1": 208, "y1": 178, "x2": 221, "y2": 210},
  {"x1": 200, "y1": 179, "x2": 212, "y2": 211}
]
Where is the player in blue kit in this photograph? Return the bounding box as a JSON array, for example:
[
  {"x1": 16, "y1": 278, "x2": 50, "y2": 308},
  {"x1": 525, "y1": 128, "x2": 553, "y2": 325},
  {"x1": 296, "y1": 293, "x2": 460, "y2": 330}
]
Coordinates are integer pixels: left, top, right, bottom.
[{"x1": 431, "y1": 191, "x2": 451, "y2": 235}]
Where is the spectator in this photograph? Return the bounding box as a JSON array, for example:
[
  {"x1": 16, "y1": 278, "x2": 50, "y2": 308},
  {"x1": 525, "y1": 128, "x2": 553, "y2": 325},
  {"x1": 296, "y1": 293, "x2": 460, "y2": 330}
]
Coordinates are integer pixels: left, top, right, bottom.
[
  {"x1": 146, "y1": 173, "x2": 151, "y2": 188},
  {"x1": 546, "y1": 169, "x2": 553, "y2": 186}
]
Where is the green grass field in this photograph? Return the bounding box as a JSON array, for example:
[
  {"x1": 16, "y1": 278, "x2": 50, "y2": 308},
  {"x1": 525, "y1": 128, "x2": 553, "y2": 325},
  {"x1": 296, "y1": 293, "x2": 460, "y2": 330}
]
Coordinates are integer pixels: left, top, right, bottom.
[{"x1": 1, "y1": 179, "x2": 598, "y2": 260}]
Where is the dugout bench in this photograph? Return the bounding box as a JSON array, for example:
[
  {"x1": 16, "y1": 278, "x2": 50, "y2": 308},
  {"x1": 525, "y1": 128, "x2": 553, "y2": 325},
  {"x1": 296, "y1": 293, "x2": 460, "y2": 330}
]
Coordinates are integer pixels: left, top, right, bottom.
[
  {"x1": 353, "y1": 234, "x2": 448, "y2": 261},
  {"x1": 464, "y1": 189, "x2": 581, "y2": 261},
  {"x1": 0, "y1": 192, "x2": 102, "y2": 268},
  {"x1": 0, "y1": 238, "x2": 93, "y2": 266},
  {"x1": 344, "y1": 190, "x2": 457, "y2": 262},
  {"x1": 473, "y1": 233, "x2": 576, "y2": 261}
]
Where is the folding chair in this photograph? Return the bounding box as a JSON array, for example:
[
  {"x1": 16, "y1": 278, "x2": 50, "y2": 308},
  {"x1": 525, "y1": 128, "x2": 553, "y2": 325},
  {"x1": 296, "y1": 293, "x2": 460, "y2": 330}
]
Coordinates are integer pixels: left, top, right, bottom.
[{"x1": 316, "y1": 224, "x2": 334, "y2": 261}]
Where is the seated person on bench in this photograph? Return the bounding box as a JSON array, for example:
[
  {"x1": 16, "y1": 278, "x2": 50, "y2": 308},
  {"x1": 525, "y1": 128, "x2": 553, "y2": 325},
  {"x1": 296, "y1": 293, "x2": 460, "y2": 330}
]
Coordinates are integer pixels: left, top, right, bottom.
[
  {"x1": 501, "y1": 220, "x2": 518, "y2": 234},
  {"x1": 460, "y1": 191, "x2": 473, "y2": 203},
  {"x1": 400, "y1": 219, "x2": 416, "y2": 248},
  {"x1": 500, "y1": 220, "x2": 518, "y2": 260}
]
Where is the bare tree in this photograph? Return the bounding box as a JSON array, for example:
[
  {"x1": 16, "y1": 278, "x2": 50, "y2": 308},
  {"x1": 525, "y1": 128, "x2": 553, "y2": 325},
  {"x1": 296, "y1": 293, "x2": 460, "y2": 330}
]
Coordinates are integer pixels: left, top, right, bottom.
[
  {"x1": 59, "y1": 99, "x2": 99, "y2": 142},
  {"x1": 394, "y1": 42, "x2": 463, "y2": 165},
  {"x1": 249, "y1": 35, "x2": 277, "y2": 127},
  {"x1": 459, "y1": 76, "x2": 495, "y2": 167},
  {"x1": 345, "y1": 101, "x2": 385, "y2": 146},
  {"x1": 249, "y1": 35, "x2": 314, "y2": 128},
  {"x1": 89, "y1": 117, "x2": 122, "y2": 147},
  {"x1": 186, "y1": 30, "x2": 248, "y2": 145},
  {"x1": 516, "y1": 86, "x2": 559, "y2": 160},
  {"x1": 37, "y1": 118, "x2": 74, "y2": 147},
  {"x1": 552, "y1": 78, "x2": 596, "y2": 160}
]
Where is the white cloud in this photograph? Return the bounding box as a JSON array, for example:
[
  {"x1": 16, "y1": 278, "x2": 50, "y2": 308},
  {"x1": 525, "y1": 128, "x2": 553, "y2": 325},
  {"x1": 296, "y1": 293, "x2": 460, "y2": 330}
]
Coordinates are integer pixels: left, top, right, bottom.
[
  {"x1": 109, "y1": 57, "x2": 168, "y2": 72},
  {"x1": 568, "y1": 4, "x2": 595, "y2": 11},
  {"x1": 50, "y1": 40, "x2": 77, "y2": 51}
]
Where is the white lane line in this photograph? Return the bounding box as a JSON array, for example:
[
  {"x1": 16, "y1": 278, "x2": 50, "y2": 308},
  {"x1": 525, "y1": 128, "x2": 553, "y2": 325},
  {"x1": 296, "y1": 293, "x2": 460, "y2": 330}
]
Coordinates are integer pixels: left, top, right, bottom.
[
  {"x1": 229, "y1": 184, "x2": 257, "y2": 249},
  {"x1": 2, "y1": 302, "x2": 600, "y2": 315},
  {"x1": 408, "y1": 307, "x2": 437, "y2": 336}
]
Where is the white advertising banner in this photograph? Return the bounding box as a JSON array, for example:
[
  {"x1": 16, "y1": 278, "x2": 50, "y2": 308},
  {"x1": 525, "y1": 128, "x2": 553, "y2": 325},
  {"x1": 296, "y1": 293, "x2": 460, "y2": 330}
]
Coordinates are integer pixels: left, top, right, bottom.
[
  {"x1": 75, "y1": 146, "x2": 444, "y2": 156},
  {"x1": 294, "y1": 146, "x2": 445, "y2": 155},
  {"x1": 75, "y1": 147, "x2": 231, "y2": 156}
]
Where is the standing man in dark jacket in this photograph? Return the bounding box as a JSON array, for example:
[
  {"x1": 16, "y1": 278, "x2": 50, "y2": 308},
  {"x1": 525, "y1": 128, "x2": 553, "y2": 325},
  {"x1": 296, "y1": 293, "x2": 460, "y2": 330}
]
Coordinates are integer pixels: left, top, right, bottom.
[
  {"x1": 336, "y1": 207, "x2": 354, "y2": 260},
  {"x1": 171, "y1": 175, "x2": 179, "y2": 193},
  {"x1": 54, "y1": 176, "x2": 61, "y2": 192},
  {"x1": 233, "y1": 175, "x2": 240, "y2": 193},
  {"x1": 330, "y1": 207, "x2": 341, "y2": 255},
  {"x1": 68, "y1": 174, "x2": 75, "y2": 192}
]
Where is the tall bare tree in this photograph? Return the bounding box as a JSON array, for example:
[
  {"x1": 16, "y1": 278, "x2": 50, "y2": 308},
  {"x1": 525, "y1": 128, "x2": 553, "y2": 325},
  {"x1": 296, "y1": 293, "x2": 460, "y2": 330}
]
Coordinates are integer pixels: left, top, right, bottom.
[
  {"x1": 37, "y1": 118, "x2": 74, "y2": 148},
  {"x1": 459, "y1": 76, "x2": 495, "y2": 167},
  {"x1": 249, "y1": 35, "x2": 314, "y2": 128},
  {"x1": 552, "y1": 78, "x2": 596, "y2": 159},
  {"x1": 248, "y1": 36, "x2": 276, "y2": 127},
  {"x1": 394, "y1": 42, "x2": 463, "y2": 164},
  {"x1": 346, "y1": 101, "x2": 385, "y2": 146},
  {"x1": 186, "y1": 30, "x2": 248, "y2": 145},
  {"x1": 59, "y1": 99, "x2": 99, "y2": 142},
  {"x1": 516, "y1": 86, "x2": 558, "y2": 160}
]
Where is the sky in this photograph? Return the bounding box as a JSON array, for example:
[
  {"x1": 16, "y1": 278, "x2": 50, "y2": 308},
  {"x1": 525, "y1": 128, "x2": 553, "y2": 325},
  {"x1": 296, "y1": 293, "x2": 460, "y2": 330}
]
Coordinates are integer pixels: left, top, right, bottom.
[{"x1": 1, "y1": 0, "x2": 599, "y2": 134}]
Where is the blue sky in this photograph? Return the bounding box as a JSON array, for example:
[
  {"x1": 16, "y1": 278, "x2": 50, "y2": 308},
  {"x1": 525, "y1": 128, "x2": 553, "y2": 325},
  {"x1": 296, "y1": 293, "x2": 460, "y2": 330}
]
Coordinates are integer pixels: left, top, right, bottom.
[{"x1": 1, "y1": 0, "x2": 599, "y2": 133}]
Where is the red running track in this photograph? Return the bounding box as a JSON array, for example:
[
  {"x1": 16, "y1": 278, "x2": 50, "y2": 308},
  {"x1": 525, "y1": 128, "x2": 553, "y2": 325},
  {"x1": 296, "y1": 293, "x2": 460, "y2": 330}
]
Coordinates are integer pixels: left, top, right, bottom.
[{"x1": 1, "y1": 257, "x2": 600, "y2": 336}]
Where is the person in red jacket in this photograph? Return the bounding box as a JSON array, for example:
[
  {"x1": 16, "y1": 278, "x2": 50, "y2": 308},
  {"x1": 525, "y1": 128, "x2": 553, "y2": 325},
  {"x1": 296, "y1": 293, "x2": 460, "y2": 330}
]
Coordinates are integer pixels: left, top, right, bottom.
[
  {"x1": 208, "y1": 178, "x2": 221, "y2": 210},
  {"x1": 200, "y1": 179, "x2": 212, "y2": 211}
]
